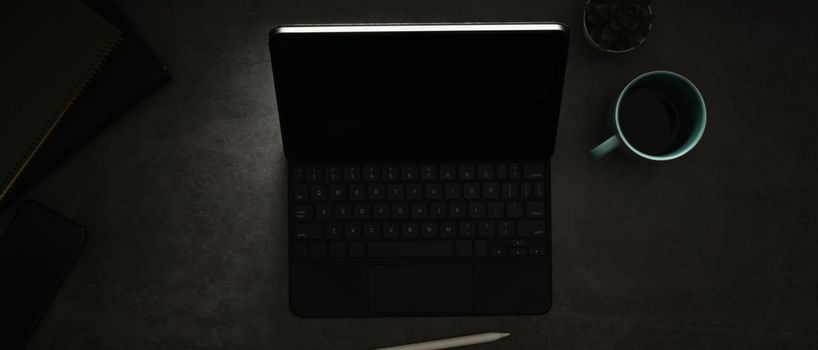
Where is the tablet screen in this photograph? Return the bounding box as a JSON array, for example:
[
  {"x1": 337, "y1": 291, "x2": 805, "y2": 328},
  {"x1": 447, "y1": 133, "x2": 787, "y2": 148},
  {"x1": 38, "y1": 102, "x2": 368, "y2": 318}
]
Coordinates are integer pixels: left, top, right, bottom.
[{"x1": 270, "y1": 25, "x2": 568, "y2": 161}]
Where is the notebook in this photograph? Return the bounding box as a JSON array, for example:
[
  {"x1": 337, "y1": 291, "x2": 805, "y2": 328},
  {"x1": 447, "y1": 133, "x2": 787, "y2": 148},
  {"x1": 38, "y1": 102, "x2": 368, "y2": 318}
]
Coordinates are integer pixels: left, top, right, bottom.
[
  {"x1": 0, "y1": 0, "x2": 121, "y2": 204},
  {"x1": 0, "y1": 0, "x2": 171, "y2": 208}
]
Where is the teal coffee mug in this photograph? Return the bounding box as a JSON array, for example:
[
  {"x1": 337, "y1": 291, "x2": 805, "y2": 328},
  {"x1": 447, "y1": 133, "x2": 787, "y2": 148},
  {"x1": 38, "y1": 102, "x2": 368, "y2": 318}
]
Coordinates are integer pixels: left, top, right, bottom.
[{"x1": 589, "y1": 71, "x2": 706, "y2": 161}]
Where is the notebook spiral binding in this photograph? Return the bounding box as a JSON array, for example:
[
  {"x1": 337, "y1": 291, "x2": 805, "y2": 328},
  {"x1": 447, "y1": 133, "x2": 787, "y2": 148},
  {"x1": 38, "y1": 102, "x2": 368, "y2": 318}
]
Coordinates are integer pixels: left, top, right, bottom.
[{"x1": 0, "y1": 33, "x2": 123, "y2": 205}]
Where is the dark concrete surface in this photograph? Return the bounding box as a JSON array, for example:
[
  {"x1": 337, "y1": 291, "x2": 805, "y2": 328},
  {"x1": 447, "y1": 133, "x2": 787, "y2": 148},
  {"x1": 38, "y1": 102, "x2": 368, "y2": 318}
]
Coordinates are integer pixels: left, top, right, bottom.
[{"x1": 2, "y1": 0, "x2": 817, "y2": 348}]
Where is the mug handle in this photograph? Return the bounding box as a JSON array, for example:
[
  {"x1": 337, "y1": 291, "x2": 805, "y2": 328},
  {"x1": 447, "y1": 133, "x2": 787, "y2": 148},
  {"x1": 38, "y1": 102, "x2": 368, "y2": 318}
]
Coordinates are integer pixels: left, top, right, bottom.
[{"x1": 589, "y1": 135, "x2": 621, "y2": 160}]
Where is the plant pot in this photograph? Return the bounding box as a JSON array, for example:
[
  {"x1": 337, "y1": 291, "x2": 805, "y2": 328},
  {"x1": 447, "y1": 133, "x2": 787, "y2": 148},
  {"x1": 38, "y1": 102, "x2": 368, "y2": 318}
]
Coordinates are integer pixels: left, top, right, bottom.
[{"x1": 583, "y1": 0, "x2": 653, "y2": 53}]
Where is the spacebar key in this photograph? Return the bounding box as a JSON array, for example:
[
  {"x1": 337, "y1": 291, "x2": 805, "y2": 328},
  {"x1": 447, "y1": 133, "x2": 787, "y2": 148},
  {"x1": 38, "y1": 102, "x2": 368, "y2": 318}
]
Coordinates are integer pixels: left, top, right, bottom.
[{"x1": 368, "y1": 241, "x2": 453, "y2": 257}]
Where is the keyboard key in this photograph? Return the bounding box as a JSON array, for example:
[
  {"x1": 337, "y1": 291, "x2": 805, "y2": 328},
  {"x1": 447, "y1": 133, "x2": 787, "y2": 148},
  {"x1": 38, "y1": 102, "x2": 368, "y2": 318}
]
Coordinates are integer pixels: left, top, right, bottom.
[
  {"x1": 310, "y1": 242, "x2": 327, "y2": 258},
  {"x1": 458, "y1": 164, "x2": 475, "y2": 179},
  {"x1": 401, "y1": 165, "x2": 418, "y2": 181},
  {"x1": 475, "y1": 240, "x2": 488, "y2": 256},
  {"x1": 345, "y1": 223, "x2": 362, "y2": 238},
  {"x1": 502, "y1": 183, "x2": 519, "y2": 199},
  {"x1": 478, "y1": 221, "x2": 494, "y2": 237},
  {"x1": 498, "y1": 221, "x2": 514, "y2": 236},
  {"x1": 487, "y1": 202, "x2": 504, "y2": 218},
  {"x1": 383, "y1": 223, "x2": 400, "y2": 238},
  {"x1": 311, "y1": 185, "x2": 327, "y2": 201},
  {"x1": 441, "y1": 222, "x2": 457, "y2": 237},
  {"x1": 529, "y1": 247, "x2": 546, "y2": 256},
  {"x1": 510, "y1": 248, "x2": 526, "y2": 257},
  {"x1": 326, "y1": 223, "x2": 342, "y2": 239},
  {"x1": 364, "y1": 165, "x2": 380, "y2": 181},
  {"x1": 483, "y1": 183, "x2": 499, "y2": 199},
  {"x1": 509, "y1": 164, "x2": 521, "y2": 179},
  {"x1": 325, "y1": 166, "x2": 341, "y2": 182},
  {"x1": 440, "y1": 164, "x2": 456, "y2": 180},
  {"x1": 382, "y1": 165, "x2": 399, "y2": 181},
  {"x1": 364, "y1": 222, "x2": 380, "y2": 238},
  {"x1": 421, "y1": 222, "x2": 439, "y2": 237},
  {"x1": 496, "y1": 164, "x2": 508, "y2": 179},
  {"x1": 353, "y1": 204, "x2": 370, "y2": 219},
  {"x1": 450, "y1": 202, "x2": 466, "y2": 218},
  {"x1": 478, "y1": 164, "x2": 494, "y2": 179},
  {"x1": 349, "y1": 242, "x2": 365, "y2": 257},
  {"x1": 373, "y1": 203, "x2": 389, "y2": 219},
  {"x1": 468, "y1": 202, "x2": 485, "y2": 218},
  {"x1": 444, "y1": 183, "x2": 462, "y2": 199},
  {"x1": 402, "y1": 222, "x2": 419, "y2": 238},
  {"x1": 425, "y1": 183, "x2": 442, "y2": 199},
  {"x1": 295, "y1": 205, "x2": 312, "y2": 220},
  {"x1": 293, "y1": 185, "x2": 308, "y2": 201},
  {"x1": 295, "y1": 223, "x2": 322, "y2": 239},
  {"x1": 507, "y1": 202, "x2": 523, "y2": 218},
  {"x1": 421, "y1": 164, "x2": 438, "y2": 180},
  {"x1": 534, "y1": 182, "x2": 546, "y2": 198},
  {"x1": 292, "y1": 166, "x2": 304, "y2": 181},
  {"x1": 387, "y1": 184, "x2": 405, "y2": 200},
  {"x1": 368, "y1": 184, "x2": 385, "y2": 200},
  {"x1": 526, "y1": 201, "x2": 546, "y2": 217},
  {"x1": 316, "y1": 204, "x2": 332, "y2": 219},
  {"x1": 368, "y1": 241, "x2": 453, "y2": 257},
  {"x1": 329, "y1": 242, "x2": 346, "y2": 257},
  {"x1": 520, "y1": 182, "x2": 532, "y2": 199},
  {"x1": 406, "y1": 184, "x2": 423, "y2": 199},
  {"x1": 459, "y1": 221, "x2": 475, "y2": 237},
  {"x1": 307, "y1": 166, "x2": 322, "y2": 182},
  {"x1": 392, "y1": 203, "x2": 409, "y2": 219},
  {"x1": 412, "y1": 203, "x2": 427, "y2": 219},
  {"x1": 510, "y1": 239, "x2": 526, "y2": 247},
  {"x1": 344, "y1": 165, "x2": 360, "y2": 181},
  {"x1": 523, "y1": 163, "x2": 545, "y2": 179},
  {"x1": 295, "y1": 242, "x2": 308, "y2": 258},
  {"x1": 430, "y1": 203, "x2": 447, "y2": 218},
  {"x1": 491, "y1": 248, "x2": 507, "y2": 256},
  {"x1": 349, "y1": 185, "x2": 365, "y2": 200},
  {"x1": 518, "y1": 221, "x2": 545, "y2": 236},
  {"x1": 464, "y1": 183, "x2": 480, "y2": 199},
  {"x1": 329, "y1": 185, "x2": 347, "y2": 201},
  {"x1": 456, "y1": 241, "x2": 473, "y2": 256},
  {"x1": 335, "y1": 204, "x2": 351, "y2": 219}
]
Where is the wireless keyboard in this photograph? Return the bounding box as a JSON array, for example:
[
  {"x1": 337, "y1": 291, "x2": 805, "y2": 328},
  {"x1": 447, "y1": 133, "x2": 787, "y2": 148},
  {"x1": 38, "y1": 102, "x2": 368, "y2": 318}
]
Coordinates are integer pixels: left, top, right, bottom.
[{"x1": 289, "y1": 162, "x2": 549, "y2": 260}]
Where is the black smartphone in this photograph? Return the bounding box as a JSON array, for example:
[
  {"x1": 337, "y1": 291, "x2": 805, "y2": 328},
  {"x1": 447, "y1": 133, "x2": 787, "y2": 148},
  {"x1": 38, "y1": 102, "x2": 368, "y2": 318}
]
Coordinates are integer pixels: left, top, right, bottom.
[{"x1": 0, "y1": 201, "x2": 85, "y2": 350}]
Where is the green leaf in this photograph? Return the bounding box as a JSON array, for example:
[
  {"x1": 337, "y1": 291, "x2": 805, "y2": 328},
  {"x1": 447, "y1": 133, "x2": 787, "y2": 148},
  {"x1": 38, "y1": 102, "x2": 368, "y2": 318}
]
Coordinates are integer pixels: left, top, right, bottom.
[
  {"x1": 598, "y1": 25, "x2": 619, "y2": 50},
  {"x1": 596, "y1": 3, "x2": 612, "y2": 21},
  {"x1": 622, "y1": 29, "x2": 644, "y2": 42},
  {"x1": 601, "y1": 25, "x2": 619, "y2": 42},
  {"x1": 588, "y1": 11, "x2": 606, "y2": 25}
]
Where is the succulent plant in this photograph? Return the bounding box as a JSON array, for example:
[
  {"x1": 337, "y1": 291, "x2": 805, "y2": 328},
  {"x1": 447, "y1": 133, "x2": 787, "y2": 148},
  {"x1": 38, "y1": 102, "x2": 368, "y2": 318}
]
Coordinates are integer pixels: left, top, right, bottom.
[{"x1": 585, "y1": 0, "x2": 654, "y2": 52}]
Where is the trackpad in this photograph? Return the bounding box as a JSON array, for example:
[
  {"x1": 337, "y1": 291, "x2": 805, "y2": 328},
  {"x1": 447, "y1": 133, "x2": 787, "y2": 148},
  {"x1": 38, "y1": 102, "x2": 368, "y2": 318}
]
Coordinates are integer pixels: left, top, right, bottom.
[{"x1": 369, "y1": 264, "x2": 472, "y2": 314}]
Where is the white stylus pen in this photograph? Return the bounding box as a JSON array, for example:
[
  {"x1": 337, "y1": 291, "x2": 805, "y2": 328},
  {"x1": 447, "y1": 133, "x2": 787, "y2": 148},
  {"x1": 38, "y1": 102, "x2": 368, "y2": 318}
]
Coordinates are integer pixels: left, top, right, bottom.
[{"x1": 373, "y1": 332, "x2": 510, "y2": 350}]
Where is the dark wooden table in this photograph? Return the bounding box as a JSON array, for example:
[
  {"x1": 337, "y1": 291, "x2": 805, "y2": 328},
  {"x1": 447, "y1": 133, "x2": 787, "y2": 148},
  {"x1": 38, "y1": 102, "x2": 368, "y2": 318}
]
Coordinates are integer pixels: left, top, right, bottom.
[{"x1": 3, "y1": 0, "x2": 817, "y2": 348}]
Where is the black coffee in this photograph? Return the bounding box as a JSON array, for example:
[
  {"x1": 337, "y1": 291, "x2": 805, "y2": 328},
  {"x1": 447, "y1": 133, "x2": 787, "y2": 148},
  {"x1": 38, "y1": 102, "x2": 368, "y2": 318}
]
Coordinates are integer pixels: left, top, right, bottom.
[{"x1": 619, "y1": 87, "x2": 683, "y2": 156}]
